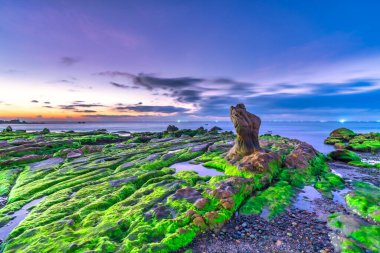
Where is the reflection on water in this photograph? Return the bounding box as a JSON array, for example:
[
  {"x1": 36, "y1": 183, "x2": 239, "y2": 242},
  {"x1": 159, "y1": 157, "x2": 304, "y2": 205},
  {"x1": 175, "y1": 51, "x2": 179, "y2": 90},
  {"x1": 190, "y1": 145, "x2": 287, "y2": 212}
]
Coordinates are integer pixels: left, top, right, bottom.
[
  {"x1": 332, "y1": 188, "x2": 350, "y2": 206},
  {"x1": 171, "y1": 160, "x2": 224, "y2": 177},
  {"x1": 0, "y1": 196, "x2": 45, "y2": 242},
  {"x1": 293, "y1": 186, "x2": 322, "y2": 212},
  {"x1": 259, "y1": 208, "x2": 270, "y2": 220}
]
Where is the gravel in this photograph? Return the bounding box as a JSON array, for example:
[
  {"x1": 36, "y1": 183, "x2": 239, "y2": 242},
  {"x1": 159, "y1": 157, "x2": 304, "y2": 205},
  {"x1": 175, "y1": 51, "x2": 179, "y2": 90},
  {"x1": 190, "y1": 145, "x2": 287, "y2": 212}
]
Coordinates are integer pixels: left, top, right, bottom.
[{"x1": 182, "y1": 208, "x2": 334, "y2": 253}]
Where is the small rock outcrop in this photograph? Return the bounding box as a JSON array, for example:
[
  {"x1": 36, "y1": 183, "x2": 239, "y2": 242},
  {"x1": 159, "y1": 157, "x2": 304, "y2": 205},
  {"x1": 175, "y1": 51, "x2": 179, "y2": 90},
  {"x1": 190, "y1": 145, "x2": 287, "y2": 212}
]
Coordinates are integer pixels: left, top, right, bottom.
[
  {"x1": 239, "y1": 151, "x2": 281, "y2": 173},
  {"x1": 284, "y1": 142, "x2": 317, "y2": 169},
  {"x1": 226, "y1": 104, "x2": 261, "y2": 160},
  {"x1": 330, "y1": 128, "x2": 356, "y2": 139},
  {"x1": 209, "y1": 126, "x2": 222, "y2": 132},
  {"x1": 166, "y1": 125, "x2": 179, "y2": 132},
  {"x1": 328, "y1": 149, "x2": 361, "y2": 163}
]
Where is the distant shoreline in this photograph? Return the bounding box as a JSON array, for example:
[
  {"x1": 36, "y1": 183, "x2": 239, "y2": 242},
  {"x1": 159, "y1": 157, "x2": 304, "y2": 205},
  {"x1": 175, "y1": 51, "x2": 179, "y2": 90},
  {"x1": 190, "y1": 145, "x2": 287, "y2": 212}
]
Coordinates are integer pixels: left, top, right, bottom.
[{"x1": 1, "y1": 121, "x2": 380, "y2": 124}]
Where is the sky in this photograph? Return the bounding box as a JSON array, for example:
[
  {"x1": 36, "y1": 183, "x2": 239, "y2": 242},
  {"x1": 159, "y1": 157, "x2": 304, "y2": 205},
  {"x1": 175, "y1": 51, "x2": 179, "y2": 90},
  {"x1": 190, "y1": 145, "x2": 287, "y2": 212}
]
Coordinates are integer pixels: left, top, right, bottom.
[{"x1": 1, "y1": 0, "x2": 380, "y2": 122}]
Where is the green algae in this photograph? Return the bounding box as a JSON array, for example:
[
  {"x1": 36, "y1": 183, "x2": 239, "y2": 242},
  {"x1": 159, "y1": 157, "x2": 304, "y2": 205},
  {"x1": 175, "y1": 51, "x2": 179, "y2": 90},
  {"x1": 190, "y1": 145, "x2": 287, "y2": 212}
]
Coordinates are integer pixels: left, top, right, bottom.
[
  {"x1": 345, "y1": 181, "x2": 380, "y2": 222},
  {"x1": 328, "y1": 212, "x2": 379, "y2": 253},
  {"x1": 325, "y1": 128, "x2": 380, "y2": 153},
  {"x1": 1, "y1": 129, "x2": 254, "y2": 252},
  {"x1": 0, "y1": 128, "x2": 358, "y2": 252},
  {"x1": 340, "y1": 238, "x2": 364, "y2": 253},
  {"x1": 347, "y1": 161, "x2": 377, "y2": 168},
  {"x1": 240, "y1": 181, "x2": 294, "y2": 219},
  {"x1": 0, "y1": 168, "x2": 20, "y2": 196},
  {"x1": 328, "y1": 149, "x2": 361, "y2": 163},
  {"x1": 314, "y1": 172, "x2": 345, "y2": 197},
  {"x1": 349, "y1": 225, "x2": 380, "y2": 253}
]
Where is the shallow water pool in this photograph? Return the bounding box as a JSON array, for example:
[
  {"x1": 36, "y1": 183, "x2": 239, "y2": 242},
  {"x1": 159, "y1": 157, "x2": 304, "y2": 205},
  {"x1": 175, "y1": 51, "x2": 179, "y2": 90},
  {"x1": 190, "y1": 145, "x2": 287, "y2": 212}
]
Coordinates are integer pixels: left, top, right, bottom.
[
  {"x1": 171, "y1": 160, "x2": 224, "y2": 177},
  {"x1": 0, "y1": 196, "x2": 46, "y2": 242}
]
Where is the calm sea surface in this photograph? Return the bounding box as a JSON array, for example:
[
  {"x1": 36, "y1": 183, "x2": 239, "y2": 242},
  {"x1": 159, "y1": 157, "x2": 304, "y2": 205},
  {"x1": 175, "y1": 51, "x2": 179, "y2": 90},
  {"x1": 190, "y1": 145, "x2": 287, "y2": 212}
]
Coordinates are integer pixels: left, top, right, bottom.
[{"x1": 1, "y1": 121, "x2": 380, "y2": 154}]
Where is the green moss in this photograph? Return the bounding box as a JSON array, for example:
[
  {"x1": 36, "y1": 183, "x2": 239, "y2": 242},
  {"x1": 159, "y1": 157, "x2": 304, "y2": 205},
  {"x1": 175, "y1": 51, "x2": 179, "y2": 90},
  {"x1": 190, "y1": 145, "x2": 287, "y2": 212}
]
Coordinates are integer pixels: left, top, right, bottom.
[
  {"x1": 345, "y1": 181, "x2": 380, "y2": 222},
  {"x1": 328, "y1": 149, "x2": 361, "y2": 163},
  {"x1": 325, "y1": 129, "x2": 380, "y2": 153},
  {"x1": 340, "y1": 239, "x2": 364, "y2": 253},
  {"x1": 240, "y1": 181, "x2": 294, "y2": 219},
  {"x1": 315, "y1": 172, "x2": 345, "y2": 197},
  {"x1": 0, "y1": 129, "x2": 355, "y2": 252},
  {"x1": 347, "y1": 161, "x2": 376, "y2": 168},
  {"x1": 0, "y1": 168, "x2": 20, "y2": 196},
  {"x1": 349, "y1": 225, "x2": 380, "y2": 253},
  {"x1": 327, "y1": 213, "x2": 343, "y2": 229}
]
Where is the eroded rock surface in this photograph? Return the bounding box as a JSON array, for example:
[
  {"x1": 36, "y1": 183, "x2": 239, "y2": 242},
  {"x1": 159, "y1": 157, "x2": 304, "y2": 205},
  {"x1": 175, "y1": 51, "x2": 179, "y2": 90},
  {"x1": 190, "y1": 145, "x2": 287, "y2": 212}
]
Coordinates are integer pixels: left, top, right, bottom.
[
  {"x1": 239, "y1": 151, "x2": 281, "y2": 173},
  {"x1": 285, "y1": 142, "x2": 317, "y2": 169},
  {"x1": 226, "y1": 104, "x2": 261, "y2": 160}
]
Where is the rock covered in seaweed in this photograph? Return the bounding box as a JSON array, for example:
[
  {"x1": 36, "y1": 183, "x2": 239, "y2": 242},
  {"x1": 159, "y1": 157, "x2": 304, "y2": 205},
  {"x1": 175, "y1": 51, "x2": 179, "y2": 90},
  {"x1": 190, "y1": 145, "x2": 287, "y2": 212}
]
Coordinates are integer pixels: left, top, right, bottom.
[
  {"x1": 325, "y1": 128, "x2": 380, "y2": 154},
  {"x1": 285, "y1": 142, "x2": 318, "y2": 169},
  {"x1": 239, "y1": 151, "x2": 281, "y2": 173},
  {"x1": 330, "y1": 128, "x2": 356, "y2": 139},
  {"x1": 328, "y1": 149, "x2": 361, "y2": 163}
]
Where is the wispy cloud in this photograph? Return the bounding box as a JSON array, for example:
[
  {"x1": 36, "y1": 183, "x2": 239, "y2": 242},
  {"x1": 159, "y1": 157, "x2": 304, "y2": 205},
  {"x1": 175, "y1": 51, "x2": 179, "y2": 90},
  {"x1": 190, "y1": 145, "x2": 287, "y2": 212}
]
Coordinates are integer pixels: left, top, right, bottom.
[
  {"x1": 60, "y1": 57, "x2": 81, "y2": 66},
  {"x1": 110, "y1": 81, "x2": 139, "y2": 89},
  {"x1": 115, "y1": 105, "x2": 189, "y2": 113}
]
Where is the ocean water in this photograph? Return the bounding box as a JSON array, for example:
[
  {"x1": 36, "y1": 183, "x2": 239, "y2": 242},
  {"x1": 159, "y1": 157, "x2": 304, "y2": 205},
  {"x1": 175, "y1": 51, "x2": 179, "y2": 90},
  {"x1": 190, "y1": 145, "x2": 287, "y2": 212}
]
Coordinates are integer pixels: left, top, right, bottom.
[{"x1": 1, "y1": 121, "x2": 380, "y2": 154}]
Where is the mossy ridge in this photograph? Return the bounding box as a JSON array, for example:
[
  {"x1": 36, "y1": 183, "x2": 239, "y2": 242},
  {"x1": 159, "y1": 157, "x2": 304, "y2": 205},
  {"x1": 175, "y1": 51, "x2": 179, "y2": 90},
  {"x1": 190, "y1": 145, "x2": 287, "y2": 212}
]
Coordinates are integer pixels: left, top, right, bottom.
[
  {"x1": 240, "y1": 181, "x2": 294, "y2": 219},
  {"x1": 345, "y1": 181, "x2": 380, "y2": 222},
  {"x1": 329, "y1": 213, "x2": 380, "y2": 253},
  {"x1": 0, "y1": 129, "x2": 345, "y2": 252},
  {"x1": 328, "y1": 149, "x2": 361, "y2": 163},
  {"x1": 349, "y1": 225, "x2": 380, "y2": 253},
  {"x1": 2, "y1": 129, "x2": 249, "y2": 252},
  {"x1": 0, "y1": 131, "x2": 127, "y2": 168}
]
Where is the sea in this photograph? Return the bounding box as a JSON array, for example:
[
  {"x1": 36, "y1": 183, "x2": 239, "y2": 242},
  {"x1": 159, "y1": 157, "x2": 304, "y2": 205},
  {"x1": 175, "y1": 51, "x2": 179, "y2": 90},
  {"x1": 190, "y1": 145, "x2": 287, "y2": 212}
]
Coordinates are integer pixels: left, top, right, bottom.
[{"x1": 1, "y1": 121, "x2": 380, "y2": 154}]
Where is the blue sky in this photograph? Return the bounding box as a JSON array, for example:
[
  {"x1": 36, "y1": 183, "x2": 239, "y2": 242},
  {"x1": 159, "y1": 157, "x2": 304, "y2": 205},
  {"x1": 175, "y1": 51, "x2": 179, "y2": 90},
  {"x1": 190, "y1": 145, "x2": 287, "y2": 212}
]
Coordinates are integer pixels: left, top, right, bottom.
[{"x1": 0, "y1": 0, "x2": 380, "y2": 121}]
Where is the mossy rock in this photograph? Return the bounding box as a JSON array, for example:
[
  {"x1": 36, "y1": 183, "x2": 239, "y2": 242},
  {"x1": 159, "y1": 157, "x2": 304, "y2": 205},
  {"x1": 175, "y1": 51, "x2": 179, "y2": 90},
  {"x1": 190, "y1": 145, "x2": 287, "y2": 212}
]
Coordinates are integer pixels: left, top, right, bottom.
[
  {"x1": 330, "y1": 128, "x2": 356, "y2": 139},
  {"x1": 328, "y1": 149, "x2": 361, "y2": 163}
]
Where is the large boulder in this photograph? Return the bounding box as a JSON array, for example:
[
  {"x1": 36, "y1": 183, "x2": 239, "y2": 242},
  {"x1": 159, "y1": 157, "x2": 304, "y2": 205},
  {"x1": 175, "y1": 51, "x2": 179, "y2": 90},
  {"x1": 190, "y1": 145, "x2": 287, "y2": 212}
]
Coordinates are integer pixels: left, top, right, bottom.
[
  {"x1": 325, "y1": 128, "x2": 356, "y2": 144},
  {"x1": 285, "y1": 142, "x2": 317, "y2": 169},
  {"x1": 330, "y1": 128, "x2": 356, "y2": 139},
  {"x1": 226, "y1": 104, "x2": 261, "y2": 161}
]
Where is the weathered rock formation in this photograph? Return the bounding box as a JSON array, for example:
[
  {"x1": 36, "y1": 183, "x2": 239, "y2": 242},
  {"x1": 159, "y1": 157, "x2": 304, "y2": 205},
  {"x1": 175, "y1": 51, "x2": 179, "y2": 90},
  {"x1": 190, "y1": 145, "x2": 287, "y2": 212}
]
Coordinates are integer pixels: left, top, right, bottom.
[
  {"x1": 226, "y1": 104, "x2": 261, "y2": 161},
  {"x1": 239, "y1": 151, "x2": 281, "y2": 173},
  {"x1": 284, "y1": 142, "x2": 317, "y2": 169}
]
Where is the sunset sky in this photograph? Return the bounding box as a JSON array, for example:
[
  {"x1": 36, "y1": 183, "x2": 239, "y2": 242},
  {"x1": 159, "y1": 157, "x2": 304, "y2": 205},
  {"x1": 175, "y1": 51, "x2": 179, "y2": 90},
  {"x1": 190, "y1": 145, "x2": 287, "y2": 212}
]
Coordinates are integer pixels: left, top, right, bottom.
[{"x1": 1, "y1": 0, "x2": 380, "y2": 122}]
